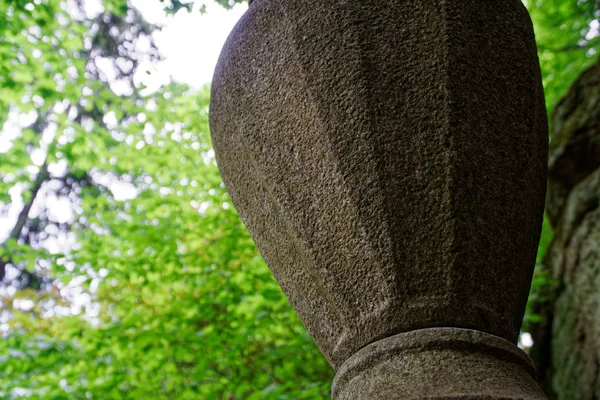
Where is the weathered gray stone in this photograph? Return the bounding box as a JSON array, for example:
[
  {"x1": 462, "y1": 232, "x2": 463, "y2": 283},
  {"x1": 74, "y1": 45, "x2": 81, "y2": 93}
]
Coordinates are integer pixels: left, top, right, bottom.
[
  {"x1": 333, "y1": 328, "x2": 546, "y2": 399},
  {"x1": 210, "y1": 0, "x2": 548, "y2": 397}
]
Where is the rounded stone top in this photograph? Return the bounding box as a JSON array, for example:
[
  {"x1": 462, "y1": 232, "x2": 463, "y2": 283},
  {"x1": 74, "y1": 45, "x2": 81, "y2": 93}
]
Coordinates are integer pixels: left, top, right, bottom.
[{"x1": 332, "y1": 328, "x2": 546, "y2": 399}]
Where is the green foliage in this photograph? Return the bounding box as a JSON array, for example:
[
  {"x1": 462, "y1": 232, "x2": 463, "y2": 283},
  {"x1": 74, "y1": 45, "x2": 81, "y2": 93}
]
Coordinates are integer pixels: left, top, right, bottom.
[
  {"x1": 522, "y1": 213, "x2": 556, "y2": 332},
  {"x1": 525, "y1": 0, "x2": 600, "y2": 113},
  {"x1": 158, "y1": 0, "x2": 246, "y2": 14},
  {"x1": 162, "y1": 0, "x2": 194, "y2": 14}
]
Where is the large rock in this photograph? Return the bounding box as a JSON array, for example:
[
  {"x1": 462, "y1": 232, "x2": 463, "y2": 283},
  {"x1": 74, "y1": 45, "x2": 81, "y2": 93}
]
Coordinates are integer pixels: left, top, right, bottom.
[{"x1": 530, "y1": 62, "x2": 600, "y2": 400}]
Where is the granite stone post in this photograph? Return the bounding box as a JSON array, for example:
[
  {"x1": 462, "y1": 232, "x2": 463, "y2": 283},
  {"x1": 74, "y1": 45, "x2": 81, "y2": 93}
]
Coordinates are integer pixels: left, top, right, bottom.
[{"x1": 209, "y1": 0, "x2": 549, "y2": 398}]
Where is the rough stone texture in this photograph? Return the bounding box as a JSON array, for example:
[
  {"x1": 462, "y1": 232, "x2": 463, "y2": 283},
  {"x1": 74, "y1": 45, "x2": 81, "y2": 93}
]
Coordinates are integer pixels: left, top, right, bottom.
[
  {"x1": 530, "y1": 62, "x2": 600, "y2": 400},
  {"x1": 210, "y1": 0, "x2": 548, "y2": 397},
  {"x1": 333, "y1": 328, "x2": 546, "y2": 399}
]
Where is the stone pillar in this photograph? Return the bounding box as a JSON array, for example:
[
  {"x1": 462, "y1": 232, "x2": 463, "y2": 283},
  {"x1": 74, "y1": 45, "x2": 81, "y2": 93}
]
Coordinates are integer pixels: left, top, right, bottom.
[{"x1": 209, "y1": 1, "x2": 548, "y2": 398}]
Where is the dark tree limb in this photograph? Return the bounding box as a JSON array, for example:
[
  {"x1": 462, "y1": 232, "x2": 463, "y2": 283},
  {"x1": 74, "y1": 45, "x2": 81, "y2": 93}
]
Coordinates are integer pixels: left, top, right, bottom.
[
  {"x1": 0, "y1": 160, "x2": 50, "y2": 282},
  {"x1": 0, "y1": 113, "x2": 51, "y2": 282}
]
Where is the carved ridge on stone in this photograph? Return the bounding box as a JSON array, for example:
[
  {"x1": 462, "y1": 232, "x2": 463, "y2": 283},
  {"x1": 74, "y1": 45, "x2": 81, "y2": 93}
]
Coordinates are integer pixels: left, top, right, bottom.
[{"x1": 332, "y1": 328, "x2": 546, "y2": 399}]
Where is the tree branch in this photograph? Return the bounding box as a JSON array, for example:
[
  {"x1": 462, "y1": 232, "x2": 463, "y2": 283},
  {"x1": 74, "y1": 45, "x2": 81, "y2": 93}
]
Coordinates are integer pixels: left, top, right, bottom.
[
  {"x1": 0, "y1": 112, "x2": 52, "y2": 282},
  {"x1": 8, "y1": 161, "x2": 49, "y2": 241},
  {"x1": 0, "y1": 160, "x2": 50, "y2": 282}
]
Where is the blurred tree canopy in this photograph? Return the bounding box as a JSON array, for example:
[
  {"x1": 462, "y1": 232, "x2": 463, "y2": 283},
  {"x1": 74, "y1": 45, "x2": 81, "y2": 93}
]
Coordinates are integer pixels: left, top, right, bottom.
[
  {"x1": 525, "y1": 0, "x2": 600, "y2": 112},
  {"x1": 0, "y1": 0, "x2": 598, "y2": 399}
]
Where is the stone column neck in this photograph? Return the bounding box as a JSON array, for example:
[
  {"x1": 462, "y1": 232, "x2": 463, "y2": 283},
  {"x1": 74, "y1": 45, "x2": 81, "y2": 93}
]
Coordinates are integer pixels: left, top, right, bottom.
[{"x1": 333, "y1": 328, "x2": 546, "y2": 399}]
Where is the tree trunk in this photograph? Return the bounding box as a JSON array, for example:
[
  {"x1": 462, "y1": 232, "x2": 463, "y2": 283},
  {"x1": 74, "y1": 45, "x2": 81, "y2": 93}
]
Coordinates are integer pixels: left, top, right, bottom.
[{"x1": 530, "y1": 60, "x2": 600, "y2": 400}]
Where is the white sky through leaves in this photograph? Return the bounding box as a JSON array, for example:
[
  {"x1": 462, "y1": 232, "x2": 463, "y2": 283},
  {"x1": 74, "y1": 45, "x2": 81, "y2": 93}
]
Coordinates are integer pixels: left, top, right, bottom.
[{"x1": 133, "y1": 0, "x2": 248, "y2": 90}]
